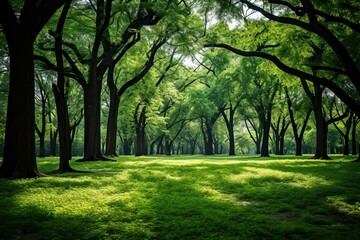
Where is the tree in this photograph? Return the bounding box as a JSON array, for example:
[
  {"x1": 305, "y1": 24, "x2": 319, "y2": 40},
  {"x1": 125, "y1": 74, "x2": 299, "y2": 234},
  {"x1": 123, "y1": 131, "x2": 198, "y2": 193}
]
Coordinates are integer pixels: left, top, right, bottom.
[
  {"x1": 271, "y1": 112, "x2": 290, "y2": 155},
  {"x1": 0, "y1": 0, "x2": 66, "y2": 178},
  {"x1": 103, "y1": 0, "x2": 164, "y2": 156},
  {"x1": 202, "y1": 48, "x2": 245, "y2": 155},
  {"x1": 205, "y1": 0, "x2": 360, "y2": 118},
  {"x1": 241, "y1": 57, "x2": 279, "y2": 157},
  {"x1": 285, "y1": 86, "x2": 312, "y2": 156},
  {"x1": 35, "y1": 73, "x2": 52, "y2": 157},
  {"x1": 302, "y1": 78, "x2": 349, "y2": 159}
]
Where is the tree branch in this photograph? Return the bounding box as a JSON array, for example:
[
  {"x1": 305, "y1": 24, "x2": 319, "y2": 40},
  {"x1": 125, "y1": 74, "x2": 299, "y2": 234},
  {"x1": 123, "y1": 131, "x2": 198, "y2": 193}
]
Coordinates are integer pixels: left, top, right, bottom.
[
  {"x1": 117, "y1": 39, "x2": 166, "y2": 97},
  {"x1": 204, "y1": 42, "x2": 360, "y2": 117}
]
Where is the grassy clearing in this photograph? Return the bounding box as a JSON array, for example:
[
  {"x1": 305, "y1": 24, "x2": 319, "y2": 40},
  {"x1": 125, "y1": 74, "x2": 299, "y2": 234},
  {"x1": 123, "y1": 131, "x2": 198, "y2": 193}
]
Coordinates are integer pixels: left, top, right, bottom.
[{"x1": 0, "y1": 155, "x2": 359, "y2": 240}]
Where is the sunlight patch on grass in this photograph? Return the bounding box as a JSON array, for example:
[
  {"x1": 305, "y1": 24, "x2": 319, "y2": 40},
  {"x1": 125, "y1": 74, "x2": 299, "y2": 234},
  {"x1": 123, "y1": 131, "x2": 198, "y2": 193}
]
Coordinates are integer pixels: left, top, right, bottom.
[
  {"x1": 198, "y1": 186, "x2": 253, "y2": 206},
  {"x1": 227, "y1": 167, "x2": 332, "y2": 189},
  {"x1": 327, "y1": 195, "x2": 360, "y2": 216},
  {"x1": 1, "y1": 156, "x2": 360, "y2": 239}
]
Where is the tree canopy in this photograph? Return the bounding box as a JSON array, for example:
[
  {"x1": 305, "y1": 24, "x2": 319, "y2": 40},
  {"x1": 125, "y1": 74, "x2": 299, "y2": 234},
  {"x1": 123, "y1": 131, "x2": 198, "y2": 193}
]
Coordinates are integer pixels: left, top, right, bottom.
[{"x1": 0, "y1": 0, "x2": 359, "y2": 178}]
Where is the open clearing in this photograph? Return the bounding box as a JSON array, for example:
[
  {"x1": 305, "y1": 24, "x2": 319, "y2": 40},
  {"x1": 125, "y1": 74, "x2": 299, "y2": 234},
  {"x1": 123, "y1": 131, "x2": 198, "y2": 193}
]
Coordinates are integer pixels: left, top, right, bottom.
[{"x1": 1, "y1": 155, "x2": 359, "y2": 239}]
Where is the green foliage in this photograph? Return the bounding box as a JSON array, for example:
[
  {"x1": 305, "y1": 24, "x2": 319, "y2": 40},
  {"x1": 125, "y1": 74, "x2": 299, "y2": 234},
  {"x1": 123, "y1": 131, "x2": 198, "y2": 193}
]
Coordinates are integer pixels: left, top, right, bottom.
[{"x1": 0, "y1": 156, "x2": 359, "y2": 239}]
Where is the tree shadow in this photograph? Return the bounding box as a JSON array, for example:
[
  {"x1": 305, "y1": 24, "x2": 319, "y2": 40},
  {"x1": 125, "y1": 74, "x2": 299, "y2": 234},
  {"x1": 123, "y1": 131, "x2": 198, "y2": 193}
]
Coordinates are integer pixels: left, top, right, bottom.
[{"x1": 1, "y1": 160, "x2": 359, "y2": 239}]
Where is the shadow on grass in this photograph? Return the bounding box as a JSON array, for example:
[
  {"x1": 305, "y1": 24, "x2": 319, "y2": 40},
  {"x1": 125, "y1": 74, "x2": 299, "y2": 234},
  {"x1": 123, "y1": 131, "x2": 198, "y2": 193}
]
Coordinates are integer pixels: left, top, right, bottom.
[
  {"x1": 0, "y1": 159, "x2": 359, "y2": 239},
  {"x1": 127, "y1": 163, "x2": 360, "y2": 240}
]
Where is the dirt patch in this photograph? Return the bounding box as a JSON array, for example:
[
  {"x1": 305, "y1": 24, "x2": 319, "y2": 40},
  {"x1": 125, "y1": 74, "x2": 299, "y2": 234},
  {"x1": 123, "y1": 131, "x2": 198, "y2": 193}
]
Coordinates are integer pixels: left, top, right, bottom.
[{"x1": 275, "y1": 212, "x2": 298, "y2": 222}]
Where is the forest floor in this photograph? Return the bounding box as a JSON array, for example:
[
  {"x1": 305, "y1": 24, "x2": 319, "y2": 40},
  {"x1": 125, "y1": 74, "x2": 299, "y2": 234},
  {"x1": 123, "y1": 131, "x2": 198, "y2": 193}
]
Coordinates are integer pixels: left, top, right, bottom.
[{"x1": 0, "y1": 154, "x2": 359, "y2": 239}]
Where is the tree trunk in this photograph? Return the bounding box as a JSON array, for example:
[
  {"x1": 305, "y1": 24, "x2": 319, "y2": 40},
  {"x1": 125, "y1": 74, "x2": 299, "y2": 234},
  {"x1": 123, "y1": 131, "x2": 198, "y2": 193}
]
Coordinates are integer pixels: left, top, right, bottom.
[
  {"x1": 351, "y1": 115, "x2": 358, "y2": 156},
  {"x1": 79, "y1": 82, "x2": 104, "y2": 161},
  {"x1": 165, "y1": 138, "x2": 172, "y2": 156},
  {"x1": 222, "y1": 108, "x2": 236, "y2": 156},
  {"x1": 123, "y1": 138, "x2": 132, "y2": 155},
  {"x1": 53, "y1": 85, "x2": 74, "y2": 172},
  {"x1": 260, "y1": 110, "x2": 271, "y2": 157},
  {"x1": 105, "y1": 95, "x2": 120, "y2": 156},
  {"x1": 228, "y1": 124, "x2": 235, "y2": 156},
  {"x1": 204, "y1": 120, "x2": 214, "y2": 155},
  {"x1": 135, "y1": 106, "x2": 146, "y2": 156},
  {"x1": 52, "y1": 0, "x2": 78, "y2": 173},
  {"x1": 105, "y1": 60, "x2": 120, "y2": 156},
  {"x1": 312, "y1": 84, "x2": 330, "y2": 159},
  {"x1": 0, "y1": 31, "x2": 42, "y2": 178}
]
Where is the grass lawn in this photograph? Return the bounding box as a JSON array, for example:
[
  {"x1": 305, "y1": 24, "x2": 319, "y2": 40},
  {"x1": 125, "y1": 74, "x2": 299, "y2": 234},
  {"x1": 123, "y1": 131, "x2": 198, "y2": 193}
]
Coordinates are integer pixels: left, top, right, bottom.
[{"x1": 0, "y1": 155, "x2": 359, "y2": 240}]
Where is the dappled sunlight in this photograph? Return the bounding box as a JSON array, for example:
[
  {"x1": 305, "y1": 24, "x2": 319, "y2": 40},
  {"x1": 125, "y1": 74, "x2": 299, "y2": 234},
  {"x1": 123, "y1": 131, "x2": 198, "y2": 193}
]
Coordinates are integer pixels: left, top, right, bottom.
[
  {"x1": 1, "y1": 156, "x2": 360, "y2": 239},
  {"x1": 197, "y1": 185, "x2": 253, "y2": 206},
  {"x1": 227, "y1": 167, "x2": 333, "y2": 189},
  {"x1": 327, "y1": 195, "x2": 360, "y2": 216}
]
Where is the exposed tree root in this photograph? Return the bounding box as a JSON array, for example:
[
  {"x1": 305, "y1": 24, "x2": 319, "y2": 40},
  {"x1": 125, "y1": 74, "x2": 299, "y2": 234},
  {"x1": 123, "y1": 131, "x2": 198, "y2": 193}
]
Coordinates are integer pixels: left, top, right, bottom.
[{"x1": 311, "y1": 155, "x2": 332, "y2": 160}]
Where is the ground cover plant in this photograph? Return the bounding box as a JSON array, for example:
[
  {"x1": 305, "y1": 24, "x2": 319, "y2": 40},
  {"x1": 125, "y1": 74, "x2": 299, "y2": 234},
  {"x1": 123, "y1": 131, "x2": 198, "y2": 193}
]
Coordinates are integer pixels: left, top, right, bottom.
[{"x1": 0, "y1": 155, "x2": 359, "y2": 240}]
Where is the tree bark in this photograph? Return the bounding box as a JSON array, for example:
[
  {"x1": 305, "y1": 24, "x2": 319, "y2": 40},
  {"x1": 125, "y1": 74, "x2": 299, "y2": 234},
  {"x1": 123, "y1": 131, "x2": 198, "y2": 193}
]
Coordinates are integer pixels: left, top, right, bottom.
[
  {"x1": 80, "y1": 82, "x2": 104, "y2": 161},
  {"x1": 134, "y1": 104, "x2": 147, "y2": 156},
  {"x1": 312, "y1": 84, "x2": 330, "y2": 159},
  {"x1": 221, "y1": 106, "x2": 236, "y2": 156},
  {"x1": 260, "y1": 109, "x2": 272, "y2": 157},
  {"x1": 0, "y1": 0, "x2": 67, "y2": 178},
  {"x1": 105, "y1": 87, "x2": 120, "y2": 156},
  {"x1": 0, "y1": 30, "x2": 42, "y2": 178}
]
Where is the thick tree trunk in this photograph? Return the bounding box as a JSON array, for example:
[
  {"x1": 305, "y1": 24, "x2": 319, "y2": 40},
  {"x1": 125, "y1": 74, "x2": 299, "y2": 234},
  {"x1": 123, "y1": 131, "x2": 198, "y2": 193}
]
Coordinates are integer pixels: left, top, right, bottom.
[
  {"x1": 312, "y1": 85, "x2": 330, "y2": 159},
  {"x1": 228, "y1": 124, "x2": 235, "y2": 156},
  {"x1": 222, "y1": 109, "x2": 236, "y2": 156},
  {"x1": 0, "y1": 32, "x2": 43, "y2": 178},
  {"x1": 105, "y1": 95, "x2": 120, "y2": 156},
  {"x1": 105, "y1": 60, "x2": 120, "y2": 156},
  {"x1": 204, "y1": 122, "x2": 214, "y2": 155},
  {"x1": 260, "y1": 119, "x2": 271, "y2": 157},
  {"x1": 295, "y1": 138, "x2": 302, "y2": 156},
  {"x1": 79, "y1": 83, "x2": 104, "y2": 161},
  {"x1": 260, "y1": 110, "x2": 271, "y2": 157}
]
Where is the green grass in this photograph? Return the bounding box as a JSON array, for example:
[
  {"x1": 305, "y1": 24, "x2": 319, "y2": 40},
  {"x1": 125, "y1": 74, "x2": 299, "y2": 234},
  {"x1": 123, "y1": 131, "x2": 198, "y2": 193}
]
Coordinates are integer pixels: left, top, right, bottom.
[{"x1": 1, "y1": 155, "x2": 360, "y2": 240}]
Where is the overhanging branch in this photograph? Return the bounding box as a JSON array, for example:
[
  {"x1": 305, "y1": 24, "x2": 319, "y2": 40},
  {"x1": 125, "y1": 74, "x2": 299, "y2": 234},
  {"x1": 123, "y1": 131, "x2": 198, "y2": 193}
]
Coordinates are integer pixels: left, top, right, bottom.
[{"x1": 204, "y1": 42, "x2": 360, "y2": 117}]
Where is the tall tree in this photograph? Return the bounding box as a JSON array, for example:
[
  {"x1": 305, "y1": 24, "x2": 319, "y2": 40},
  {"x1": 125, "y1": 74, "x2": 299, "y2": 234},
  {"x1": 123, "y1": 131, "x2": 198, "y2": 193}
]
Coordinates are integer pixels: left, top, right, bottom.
[
  {"x1": 285, "y1": 86, "x2": 312, "y2": 156},
  {"x1": 35, "y1": 73, "x2": 51, "y2": 157},
  {"x1": 205, "y1": 0, "x2": 360, "y2": 117},
  {"x1": 103, "y1": 1, "x2": 164, "y2": 156},
  {"x1": 0, "y1": 0, "x2": 66, "y2": 178}
]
